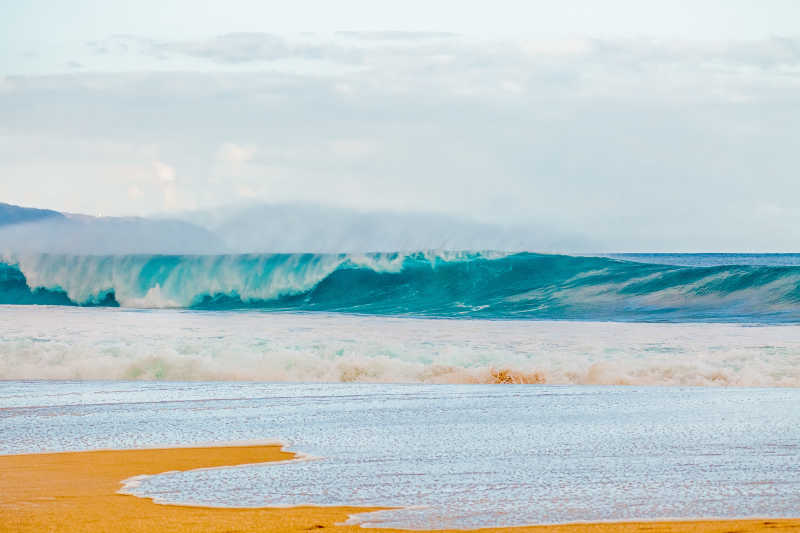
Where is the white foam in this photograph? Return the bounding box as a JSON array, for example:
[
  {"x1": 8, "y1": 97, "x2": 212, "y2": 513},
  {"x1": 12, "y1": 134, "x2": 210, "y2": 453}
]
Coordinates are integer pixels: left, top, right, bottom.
[{"x1": 1, "y1": 305, "x2": 799, "y2": 387}]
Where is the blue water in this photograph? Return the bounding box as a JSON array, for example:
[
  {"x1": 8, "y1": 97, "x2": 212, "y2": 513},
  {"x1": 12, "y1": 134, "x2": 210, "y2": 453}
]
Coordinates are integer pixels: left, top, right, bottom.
[
  {"x1": 4, "y1": 250, "x2": 800, "y2": 529},
  {"x1": 2, "y1": 381, "x2": 799, "y2": 529},
  {"x1": 2, "y1": 252, "x2": 800, "y2": 322}
]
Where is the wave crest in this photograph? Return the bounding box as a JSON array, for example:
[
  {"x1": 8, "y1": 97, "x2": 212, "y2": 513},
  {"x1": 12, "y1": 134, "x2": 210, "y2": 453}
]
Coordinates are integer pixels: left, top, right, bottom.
[{"x1": 3, "y1": 251, "x2": 800, "y2": 321}]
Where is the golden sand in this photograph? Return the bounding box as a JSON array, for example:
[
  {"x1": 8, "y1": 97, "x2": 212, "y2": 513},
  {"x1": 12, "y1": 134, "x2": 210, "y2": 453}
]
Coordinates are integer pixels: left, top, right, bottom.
[{"x1": 1, "y1": 444, "x2": 799, "y2": 533}]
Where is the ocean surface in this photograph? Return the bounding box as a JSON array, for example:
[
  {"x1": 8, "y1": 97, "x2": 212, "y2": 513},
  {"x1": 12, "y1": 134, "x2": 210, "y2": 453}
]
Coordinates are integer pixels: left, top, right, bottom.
[
  {"x1": 2, "y1": 381, "x2": 799, "y2": 529},
  {"x1": 2, "y1": 252, "x2": 800, "y2": 527},
  {"x1": 3, "y1": 251, "x2": 800, "y2": 322}
]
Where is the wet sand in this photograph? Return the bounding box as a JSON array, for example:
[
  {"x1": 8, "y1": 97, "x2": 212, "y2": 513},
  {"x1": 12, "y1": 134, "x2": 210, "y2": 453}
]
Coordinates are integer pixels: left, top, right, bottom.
[{"x1": 1, "y1": 444, "x2": 798, "y2": 533}]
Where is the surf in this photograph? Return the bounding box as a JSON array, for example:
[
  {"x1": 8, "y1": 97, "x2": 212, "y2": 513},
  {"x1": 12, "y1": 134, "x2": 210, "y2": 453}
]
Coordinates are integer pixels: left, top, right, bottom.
[{"x1": 2, "y1": 251, "x2": 800, "y2": 322}]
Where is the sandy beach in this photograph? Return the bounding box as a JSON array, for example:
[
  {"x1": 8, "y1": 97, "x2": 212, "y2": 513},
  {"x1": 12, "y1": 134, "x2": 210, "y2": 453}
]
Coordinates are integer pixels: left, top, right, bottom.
[{"x1": 1, "y1": 444, "x2": 798, "y2": 533}]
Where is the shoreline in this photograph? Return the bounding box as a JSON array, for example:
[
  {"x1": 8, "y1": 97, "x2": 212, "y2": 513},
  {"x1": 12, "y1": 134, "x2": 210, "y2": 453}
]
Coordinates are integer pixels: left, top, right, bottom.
[{"x1": 2, "y1": 444, "x2": 799, "y2": 532}]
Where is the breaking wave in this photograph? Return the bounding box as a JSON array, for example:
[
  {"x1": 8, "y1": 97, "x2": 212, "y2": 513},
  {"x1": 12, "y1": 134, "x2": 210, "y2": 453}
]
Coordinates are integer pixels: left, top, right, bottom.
[{"x1": 3, "y1": 251, "x2": 800, "y2": 322}]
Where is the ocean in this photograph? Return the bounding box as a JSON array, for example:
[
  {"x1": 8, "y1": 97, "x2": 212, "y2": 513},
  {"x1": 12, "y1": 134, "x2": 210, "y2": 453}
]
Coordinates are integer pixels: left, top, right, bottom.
[
  {"x1": 2, "y1": 252, "x2": 799, "y2": 528},
  {"x1": 4, "y1": 251, "x2": 800, "y2": 322}
]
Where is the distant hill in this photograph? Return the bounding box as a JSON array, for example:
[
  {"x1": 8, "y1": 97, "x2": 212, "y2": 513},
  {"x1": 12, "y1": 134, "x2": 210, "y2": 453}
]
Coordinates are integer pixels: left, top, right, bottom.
[
  {"x1": 0, "y1": 202, "x2": 227, "y2": 255},
  {"x1": 182, "y1": 203, "x2": 596, "y2": 253},
  {"x1": 0, "y1": 202, "x2": 64, "y2": 226},
  {"x1": 0, "y1": 201, "x2": 595, "y2": 254}
]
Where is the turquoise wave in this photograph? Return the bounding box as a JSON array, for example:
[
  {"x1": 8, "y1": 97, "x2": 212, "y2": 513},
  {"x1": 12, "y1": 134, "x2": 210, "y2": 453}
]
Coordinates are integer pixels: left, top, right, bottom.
[{"x1": 2, "y1": 252, "x2": 800, "y2": 322}]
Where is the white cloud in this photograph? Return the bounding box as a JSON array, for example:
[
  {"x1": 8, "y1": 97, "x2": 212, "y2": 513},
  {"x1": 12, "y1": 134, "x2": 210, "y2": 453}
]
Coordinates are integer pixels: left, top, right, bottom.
[
  {"x1": 162, "y1": 182, "x2": 178, "y2": 209},
  {"x1": 83, "y1": 33, "x2": 800, "y2": 74},
  {"x1": 236, "y1": 185, "x2": 258, "y2": 198},
  {"x1": 153, "y1": 161, "x2": 176, "y2": 182},
  {"x1": 2, "y1": 34, "x2": 800, "y2": 249},
  {"x1": 127, "y1": 185, "x2": 143, "y2": 199},
  {"x1": 328, "y1": 139, "x2": 374, "y2": 159},
  {"x1": 217, "y1": 142, "x2": 256, "y2": 165},
  {"x1": 500, "y1": 80, "x2": 523, "y2": 94}
]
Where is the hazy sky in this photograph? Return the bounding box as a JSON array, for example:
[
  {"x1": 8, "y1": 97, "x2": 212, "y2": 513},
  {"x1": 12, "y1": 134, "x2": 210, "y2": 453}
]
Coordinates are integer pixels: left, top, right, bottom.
[{"x1": 1, "y1": 1, "x2": 800, "y2": 250}]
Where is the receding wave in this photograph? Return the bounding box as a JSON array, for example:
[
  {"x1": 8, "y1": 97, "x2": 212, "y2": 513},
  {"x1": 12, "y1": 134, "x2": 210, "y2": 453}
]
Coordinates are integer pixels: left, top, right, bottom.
[{"x1": 3, "y1": 251, "x2": 800, "y2": 322}]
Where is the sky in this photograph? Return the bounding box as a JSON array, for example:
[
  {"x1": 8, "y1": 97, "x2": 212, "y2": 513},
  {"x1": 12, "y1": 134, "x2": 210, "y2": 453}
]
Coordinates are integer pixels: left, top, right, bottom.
[{"x1": 1, "y1": 1, "x2": 800, "y2": 251}]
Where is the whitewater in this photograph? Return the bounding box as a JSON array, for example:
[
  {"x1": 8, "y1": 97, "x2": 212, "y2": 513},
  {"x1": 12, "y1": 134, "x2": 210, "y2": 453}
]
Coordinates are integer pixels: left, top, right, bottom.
[
  {"x1": 3, "y1": 251, "x2": 800, "y2": 386},
  {"x1": 2, "y1": 305, "x2": 800, "y2": 386}
]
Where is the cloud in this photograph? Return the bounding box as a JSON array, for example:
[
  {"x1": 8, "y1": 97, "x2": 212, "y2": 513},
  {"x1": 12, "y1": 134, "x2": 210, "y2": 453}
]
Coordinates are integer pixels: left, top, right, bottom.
[
  {"x1": 153, "y1": 160, "x2": 175, "y2": 182},
  {"x1": 335, "y1": 31, "x2": 458, "y2": 41},
  {"x1": 167, "y1": 33, "x2": 296, "y2": 63},
  {"x1": 151, "y1": 161, "x2": 185, "y2": 210},
  {"x1": 217, "y1": 142, "x2": 256, "y2": 165},
  {"x1": 84, "y1": 32, "x2": 800, "y2": 73},
  {"x1": 0, "y1": 136, "x2": 167, "y2": 215},
  {"x1": 90, "y1": 33, "x2": 362, "y2": 64},
  {"x1": 162, "y1": 182, "x2": 179, "y2": 210},
  {"x1": 328, "y1": 139, "x2": 374, "y2": 159},
  {"x1": 127, "y1": 185, "x2": 143, "y2": 200},
  {"x1": 3, "y1": 34, "x2": 800, "y2": 250}
]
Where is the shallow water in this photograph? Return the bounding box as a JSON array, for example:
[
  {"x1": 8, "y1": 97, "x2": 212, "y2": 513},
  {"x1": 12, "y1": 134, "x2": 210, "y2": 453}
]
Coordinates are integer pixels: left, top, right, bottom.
[{"x1": 2, "y1": 381, "x2": 799, "y2": 529}]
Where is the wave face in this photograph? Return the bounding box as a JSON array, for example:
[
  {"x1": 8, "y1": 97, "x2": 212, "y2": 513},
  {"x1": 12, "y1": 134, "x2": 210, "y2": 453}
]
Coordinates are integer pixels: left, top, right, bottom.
[{"x1": 3, "y1": 252, "x2": 800, "y2": 322}]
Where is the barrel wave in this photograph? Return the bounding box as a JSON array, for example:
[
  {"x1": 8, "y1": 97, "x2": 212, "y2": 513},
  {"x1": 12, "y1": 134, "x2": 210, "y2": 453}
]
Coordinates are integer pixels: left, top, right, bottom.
[{"x1": 2, "y1": 251, "x2": 800, "y2": 322}]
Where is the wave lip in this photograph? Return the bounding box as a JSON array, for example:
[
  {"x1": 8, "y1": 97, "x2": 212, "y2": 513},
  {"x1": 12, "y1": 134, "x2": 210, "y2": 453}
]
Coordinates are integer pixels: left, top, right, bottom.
[{"x1": 2, "y1": 251, "x2": 800, "y2": 322}]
